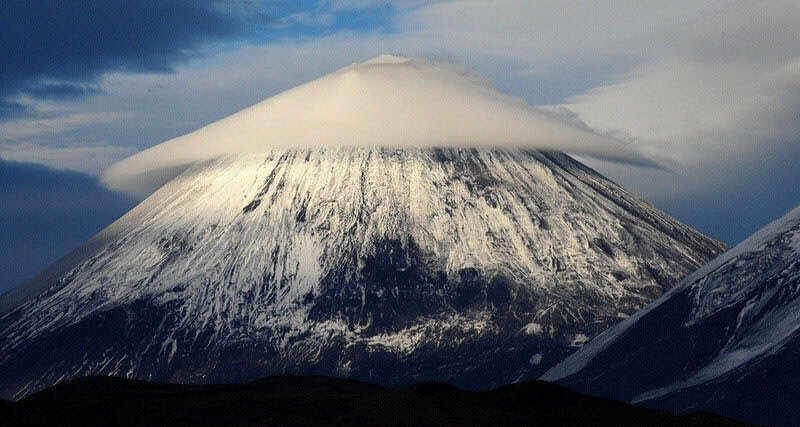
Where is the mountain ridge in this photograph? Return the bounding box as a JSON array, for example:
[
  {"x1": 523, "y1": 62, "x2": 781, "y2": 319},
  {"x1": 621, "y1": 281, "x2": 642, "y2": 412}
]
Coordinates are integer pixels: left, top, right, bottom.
[{"x1": 543, "y1": 204, "x2": 800, "y2": 425}]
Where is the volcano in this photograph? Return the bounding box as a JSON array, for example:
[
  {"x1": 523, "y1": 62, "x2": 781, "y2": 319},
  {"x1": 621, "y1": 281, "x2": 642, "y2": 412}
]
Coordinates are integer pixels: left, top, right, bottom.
[{"x1": 0, "y1": 57, "x2": 725, "y2": 400}]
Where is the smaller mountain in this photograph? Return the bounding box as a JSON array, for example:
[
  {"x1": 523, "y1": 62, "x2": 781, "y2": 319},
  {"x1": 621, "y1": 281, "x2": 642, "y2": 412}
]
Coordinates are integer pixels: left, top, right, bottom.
[
  {"x1": 543, "y1": 204, "x2": 800, "y2": 425},
  {"x1": 0, "y1": 375, "x2": 746, "y2": 426}
]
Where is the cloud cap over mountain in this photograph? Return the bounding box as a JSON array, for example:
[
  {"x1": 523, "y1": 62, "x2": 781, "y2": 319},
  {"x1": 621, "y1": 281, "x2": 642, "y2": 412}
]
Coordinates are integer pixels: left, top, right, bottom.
[{"x1": 101, "y1": 56, "x2": 654, "y2": 197}]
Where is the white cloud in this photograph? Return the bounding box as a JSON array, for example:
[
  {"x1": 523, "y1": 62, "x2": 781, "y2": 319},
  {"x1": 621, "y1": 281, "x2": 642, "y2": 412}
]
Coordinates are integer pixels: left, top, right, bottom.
[{"x1": 557, "y1": 0, "x2": 800, "y2": 195}]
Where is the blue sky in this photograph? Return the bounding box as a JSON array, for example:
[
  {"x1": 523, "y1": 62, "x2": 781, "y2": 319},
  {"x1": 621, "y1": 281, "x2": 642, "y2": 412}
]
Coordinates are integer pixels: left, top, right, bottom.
[{"x1": 1, "y1": 0, "x2": 799, "y2": 293}]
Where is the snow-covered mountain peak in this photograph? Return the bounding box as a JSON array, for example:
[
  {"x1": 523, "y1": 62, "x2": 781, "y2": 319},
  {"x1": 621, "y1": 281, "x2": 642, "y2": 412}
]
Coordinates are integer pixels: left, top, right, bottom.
[
  {"x1": 0, "y1": 147, "x2": 724, "y2": 399},
  {"x1": 101, "y1": 56, "x2": 651, "y2": 197}
]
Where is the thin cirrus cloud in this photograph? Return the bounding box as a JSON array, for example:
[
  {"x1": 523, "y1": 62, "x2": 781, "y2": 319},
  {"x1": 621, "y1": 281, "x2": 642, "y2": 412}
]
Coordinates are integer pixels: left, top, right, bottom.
[{"x1": 100, "y1": 55, "x2": 658, "y2": 198}]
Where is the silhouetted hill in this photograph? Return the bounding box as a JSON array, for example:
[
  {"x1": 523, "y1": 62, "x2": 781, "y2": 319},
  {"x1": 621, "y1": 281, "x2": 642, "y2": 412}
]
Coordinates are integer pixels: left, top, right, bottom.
[{"x1": 0, "y1": 375, "x2": 747, "y2": 426}]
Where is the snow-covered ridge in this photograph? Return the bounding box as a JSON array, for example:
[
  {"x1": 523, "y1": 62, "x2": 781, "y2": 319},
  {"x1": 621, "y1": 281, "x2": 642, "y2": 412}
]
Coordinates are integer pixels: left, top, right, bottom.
[
  {"x1": 541, "y1": 203, "x2": 800, "y2": 423},
  {"x1": 542, "y1": 204, "x2": 800, "y2": 384},
  {"x1": 101, "y1": 55, "x2": 653, "y2": 197}
]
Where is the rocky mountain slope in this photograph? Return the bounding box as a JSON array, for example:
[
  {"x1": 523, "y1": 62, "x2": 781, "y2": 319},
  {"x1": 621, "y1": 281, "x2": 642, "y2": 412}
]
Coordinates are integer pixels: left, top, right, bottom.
[
  {"x1": 543, "y1": 204, "x2": 800, "y2": 425},
  {"x1": 0, "y1": 147, "x2": 725, "y2": 399}
]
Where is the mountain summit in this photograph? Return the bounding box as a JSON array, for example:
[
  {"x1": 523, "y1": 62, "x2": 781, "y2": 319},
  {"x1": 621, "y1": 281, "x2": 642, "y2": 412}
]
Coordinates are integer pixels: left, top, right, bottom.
[{"x1": 0, "y1": 57, "x2": 725, "y2": 399}]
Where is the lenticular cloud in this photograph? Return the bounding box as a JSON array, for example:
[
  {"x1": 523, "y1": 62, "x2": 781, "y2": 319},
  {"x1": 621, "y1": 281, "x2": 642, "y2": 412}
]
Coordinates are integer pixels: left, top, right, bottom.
[{"x1": 102, "y1": 55, "x2": 652, "y2": 197}]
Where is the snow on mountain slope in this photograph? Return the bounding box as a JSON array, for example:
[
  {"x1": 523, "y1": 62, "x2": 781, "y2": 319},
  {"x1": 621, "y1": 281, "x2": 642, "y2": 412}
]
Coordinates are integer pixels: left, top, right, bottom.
[
  {"x1": 543, "y1": 204, "x2": 800, "y2": 425},
  {"x1": 0, "y1": 148, "x2": 724, "y2": 399}
]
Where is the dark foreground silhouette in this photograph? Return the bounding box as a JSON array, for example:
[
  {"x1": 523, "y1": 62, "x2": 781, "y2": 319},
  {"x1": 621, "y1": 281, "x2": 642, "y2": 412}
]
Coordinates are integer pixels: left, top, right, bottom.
[{"x1": 0, "y1": 375, "x2": 747, "y2": 426}]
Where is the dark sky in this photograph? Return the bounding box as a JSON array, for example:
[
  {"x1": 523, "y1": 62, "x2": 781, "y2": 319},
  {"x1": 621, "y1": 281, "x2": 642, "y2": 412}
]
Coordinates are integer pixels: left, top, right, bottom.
[
  {"x1": 0, "y1": 159, "x2": 134, "y2": 292},
  {"x1": 0, "y1": 0, "x2": 244, "y2": 118}
]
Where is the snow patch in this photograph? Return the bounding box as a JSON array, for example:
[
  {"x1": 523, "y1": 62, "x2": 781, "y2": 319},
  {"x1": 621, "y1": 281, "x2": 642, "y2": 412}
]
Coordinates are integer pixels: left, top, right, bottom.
[
  {"x1": 162, "y1": 338, "x2": 178, "y2": 364},
  {"x1": 523, "y1": 322, "x2": 543, "y2": 335},
  {"x1": 569, "y1": 334, "x2": 589, "y2": 347}
]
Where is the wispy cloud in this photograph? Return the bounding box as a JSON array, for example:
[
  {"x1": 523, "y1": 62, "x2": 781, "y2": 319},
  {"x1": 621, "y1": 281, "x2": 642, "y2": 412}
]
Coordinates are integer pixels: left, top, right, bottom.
[
  {"x1": 0, "y1": 111, "x2": 136, "y2": 142},
  {"x1": 0, "y1": 143, "x2": 136, "y2": 176}
]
